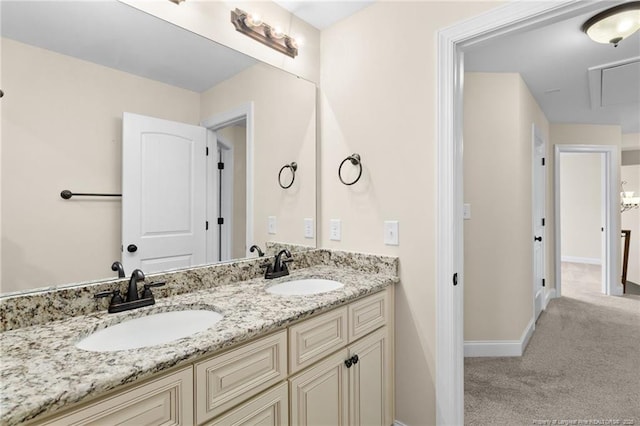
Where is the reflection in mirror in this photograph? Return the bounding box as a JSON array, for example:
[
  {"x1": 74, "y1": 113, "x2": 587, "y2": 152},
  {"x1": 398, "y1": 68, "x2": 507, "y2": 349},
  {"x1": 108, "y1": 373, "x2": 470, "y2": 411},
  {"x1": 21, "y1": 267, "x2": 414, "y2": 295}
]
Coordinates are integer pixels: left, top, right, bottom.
[{"x1": 0, "y1": 0, "x2": 316, "y2": 294}]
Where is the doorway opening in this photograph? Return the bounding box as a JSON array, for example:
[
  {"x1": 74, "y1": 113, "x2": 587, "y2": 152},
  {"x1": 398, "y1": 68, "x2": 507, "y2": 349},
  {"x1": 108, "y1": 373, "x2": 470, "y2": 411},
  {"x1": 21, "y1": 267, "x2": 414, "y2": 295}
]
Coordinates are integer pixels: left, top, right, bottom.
[
  {"x1": 554, "y1": 145, "x2": 620, "y2": 298},
  {"x1": 436, "y1": 2, "x2": 625, "y2": 424}
]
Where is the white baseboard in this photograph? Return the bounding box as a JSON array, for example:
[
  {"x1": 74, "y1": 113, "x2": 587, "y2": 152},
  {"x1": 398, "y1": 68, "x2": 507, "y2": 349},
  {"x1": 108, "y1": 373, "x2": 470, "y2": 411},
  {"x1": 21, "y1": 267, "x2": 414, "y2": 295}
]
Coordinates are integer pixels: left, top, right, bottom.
[
  {"x1": 543, "y1": 288, "x2": 557, "y2": 309},
  {"x1": 464, "y1": 318, "x2": 535, "y2": 357},
  {"x1": 561, "y1": 256, "x2": 601, "y2": 265},
  {"x1": 394, "y1": 421, "x2": 408, "y2": 426}
]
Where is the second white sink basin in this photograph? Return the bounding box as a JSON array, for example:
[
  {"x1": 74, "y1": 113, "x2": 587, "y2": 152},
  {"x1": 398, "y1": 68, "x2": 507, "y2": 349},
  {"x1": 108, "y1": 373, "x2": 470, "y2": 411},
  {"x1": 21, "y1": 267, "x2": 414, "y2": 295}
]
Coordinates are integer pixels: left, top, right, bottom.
[
  {"x1": 266, "y1": 279, "x2": 344, "y2": 296},
  {"x1": 76, "y1": 309, "x2": 223, "y2": 352}
]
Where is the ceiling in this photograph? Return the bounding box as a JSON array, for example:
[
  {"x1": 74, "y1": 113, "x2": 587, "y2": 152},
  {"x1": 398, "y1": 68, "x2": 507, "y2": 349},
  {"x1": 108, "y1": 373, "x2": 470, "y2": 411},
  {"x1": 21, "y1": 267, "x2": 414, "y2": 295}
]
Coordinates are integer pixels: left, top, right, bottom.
[
  {"x1": 273, "y1": 1, "x2": 374, "y2": 29},
  {"x1": 465, "y1": 4, "x2": 640, "y2": 134},
  {"x1": 0, "y1": 1, "x2": 257, "y2": 93}
]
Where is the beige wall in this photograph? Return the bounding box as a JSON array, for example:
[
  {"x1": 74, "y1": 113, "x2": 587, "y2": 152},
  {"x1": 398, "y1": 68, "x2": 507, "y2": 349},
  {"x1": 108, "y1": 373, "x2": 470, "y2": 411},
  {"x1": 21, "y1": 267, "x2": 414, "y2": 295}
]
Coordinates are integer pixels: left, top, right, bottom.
[
  {"x1": 462, "y1": 73, "x2": 549, "y2": 341},
  {"x1": 559, "y1": 153, "x2": 602, "y2": 262},
  {"x1": 200, "y1": 63, "x2": 316, "y2": 251},
  {"x1": 622, "y1": 132, "x2": 640, "y2": 151},
  {"x1": 121, "y1": 0, "x2": 320, "y2": 84},
  {"x1": 1, "y1": 38, "x2": 200, "y2": 293},
  {"x1": 621, "y1": 164, "x2": 640, "y2": 284},
  {"x1": 319, "y1": 2, "x2": 502, "y2": 424}
]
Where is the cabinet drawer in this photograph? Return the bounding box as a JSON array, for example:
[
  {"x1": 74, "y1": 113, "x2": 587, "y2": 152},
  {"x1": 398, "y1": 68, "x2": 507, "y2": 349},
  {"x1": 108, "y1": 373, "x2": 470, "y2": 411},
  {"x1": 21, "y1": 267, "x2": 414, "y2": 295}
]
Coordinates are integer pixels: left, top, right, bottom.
[
  {"x1": 205, "y1": 383, "x2": 288, "y2": 426},
  {"x1": 348, "y1": 289, "x2": 389, "y2": 343},
  {"x1": 195, "y1": 331, "x2": 287, "y2": 424},
  {"x1": 289, "y1": 306, "x2": 348, "y2": 374},
  {"x1": 37, "y1": 367, "x2": 193, "y2": 426}
]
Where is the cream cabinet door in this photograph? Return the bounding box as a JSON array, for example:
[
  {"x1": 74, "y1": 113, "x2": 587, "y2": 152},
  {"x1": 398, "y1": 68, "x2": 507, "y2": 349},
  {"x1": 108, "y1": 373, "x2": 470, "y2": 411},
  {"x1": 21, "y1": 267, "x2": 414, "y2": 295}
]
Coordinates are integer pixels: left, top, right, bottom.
[
  {"x1": 37, "y1": 367, "x2": 194, "y2": 426},
  {"x1": 205, "y1": 383, "x2": 288, "y2": 426},
  {"x1": 289, "y1": 348, "x2": 349, "y2": 426},
  {"x1": 348, "y1": 327, "x2": 391, "y2": 426}
]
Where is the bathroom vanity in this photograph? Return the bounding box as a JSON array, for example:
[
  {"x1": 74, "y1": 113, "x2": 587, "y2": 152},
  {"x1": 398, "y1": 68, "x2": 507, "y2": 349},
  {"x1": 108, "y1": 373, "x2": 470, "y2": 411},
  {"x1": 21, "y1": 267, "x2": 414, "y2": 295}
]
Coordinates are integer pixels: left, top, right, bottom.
[{"x1": 0, "y1": 249, "x2": 397, "y2": 426}]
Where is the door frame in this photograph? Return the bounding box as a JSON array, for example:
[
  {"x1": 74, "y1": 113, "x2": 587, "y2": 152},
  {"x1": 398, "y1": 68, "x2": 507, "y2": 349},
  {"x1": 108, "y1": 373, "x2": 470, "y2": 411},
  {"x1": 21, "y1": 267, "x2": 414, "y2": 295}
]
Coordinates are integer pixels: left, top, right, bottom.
[
  {"x1": 553, "y1": 145, "x2": 620, "y2": 297},
  {"x1": 435, "y1": 1, "x2": 619, "y2": 424},
  {"x1": 201, "y1": 102, "x2": 254, "y2": 259}
]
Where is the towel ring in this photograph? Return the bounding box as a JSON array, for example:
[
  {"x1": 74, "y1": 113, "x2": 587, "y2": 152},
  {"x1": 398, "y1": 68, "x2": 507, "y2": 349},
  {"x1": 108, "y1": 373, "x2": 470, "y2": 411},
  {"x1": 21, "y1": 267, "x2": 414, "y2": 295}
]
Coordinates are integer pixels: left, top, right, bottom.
[
  {"x1": 338, "y1": 153, "x2": 362, "y2": 186},
  {"x1": 278, "y1": 162, "x2": 297, "y2": 189}
]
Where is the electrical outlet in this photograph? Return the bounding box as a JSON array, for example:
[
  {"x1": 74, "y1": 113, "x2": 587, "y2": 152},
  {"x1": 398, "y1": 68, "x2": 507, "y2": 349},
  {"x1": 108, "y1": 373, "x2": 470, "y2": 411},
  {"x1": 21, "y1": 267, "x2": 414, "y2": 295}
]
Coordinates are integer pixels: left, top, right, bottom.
[
  {"x1": 304, "y1": 218, "x2": 314, "y2": 239},
  {"x1": 329, "y1": 219, "x2": 341, "y2": 241},
  {"x1": 384, "y1": 221, "x2": 399, "y2": 245},
  {"x1": 268, "y1": 216, "x2": 277, "y2": 234},
  {"x1": 463, "y1": 203, "x2": 471, "y2": 220}
]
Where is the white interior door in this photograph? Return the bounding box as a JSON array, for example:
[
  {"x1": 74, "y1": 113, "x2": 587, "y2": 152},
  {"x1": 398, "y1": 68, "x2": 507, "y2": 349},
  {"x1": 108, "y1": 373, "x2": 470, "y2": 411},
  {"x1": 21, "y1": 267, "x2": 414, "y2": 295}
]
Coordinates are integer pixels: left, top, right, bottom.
[
  {"x1": 533, "y1": 124, "x2": 547, "y2": 320},
  {"x1": 122, "y1": 112, "x2": 208, "y2": 274}
]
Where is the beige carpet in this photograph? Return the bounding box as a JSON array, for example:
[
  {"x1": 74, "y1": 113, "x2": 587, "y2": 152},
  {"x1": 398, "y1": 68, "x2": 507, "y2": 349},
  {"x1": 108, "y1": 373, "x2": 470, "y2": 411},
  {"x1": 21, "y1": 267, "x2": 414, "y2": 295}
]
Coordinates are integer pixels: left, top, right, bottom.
[{"x1": 464, "y1": 263, "x2": 640, "y2": 425}]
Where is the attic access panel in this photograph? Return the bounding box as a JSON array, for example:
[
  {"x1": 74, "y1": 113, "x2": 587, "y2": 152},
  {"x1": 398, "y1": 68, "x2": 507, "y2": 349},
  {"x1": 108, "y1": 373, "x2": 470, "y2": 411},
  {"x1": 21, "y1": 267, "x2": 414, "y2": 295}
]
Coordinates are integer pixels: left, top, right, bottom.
[{"x1": 601, "y1": 60, "x2": 640, "y2": 107}]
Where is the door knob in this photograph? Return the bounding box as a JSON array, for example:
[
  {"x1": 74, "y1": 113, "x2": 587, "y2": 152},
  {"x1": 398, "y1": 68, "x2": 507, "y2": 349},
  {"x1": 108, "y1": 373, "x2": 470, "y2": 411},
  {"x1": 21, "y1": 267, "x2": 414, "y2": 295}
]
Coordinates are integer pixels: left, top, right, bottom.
[
  {"x1": 534, "y1": 236, "x2": 542, "y2": 242},
  {"x1": 127, "y1": 244, "x2": 138, "y2": 253}
]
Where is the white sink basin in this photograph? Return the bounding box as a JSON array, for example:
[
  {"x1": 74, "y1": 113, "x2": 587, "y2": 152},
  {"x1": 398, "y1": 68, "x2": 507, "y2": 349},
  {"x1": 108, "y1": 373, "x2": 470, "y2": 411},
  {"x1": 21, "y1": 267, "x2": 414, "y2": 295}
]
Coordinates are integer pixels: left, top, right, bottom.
[
  {"x1": 76, "y1": 310, "x2": 223, "y2": 352},
  {"x1": 266, "y1": 279, "x2": 344, "y2": 296}
]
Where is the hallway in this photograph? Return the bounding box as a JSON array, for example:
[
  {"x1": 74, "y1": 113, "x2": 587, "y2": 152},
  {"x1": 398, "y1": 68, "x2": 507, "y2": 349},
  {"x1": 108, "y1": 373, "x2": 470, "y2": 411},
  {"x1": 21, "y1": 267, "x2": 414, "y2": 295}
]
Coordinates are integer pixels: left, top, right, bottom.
[{"x1": 464, "y1": 263, "x2": 640, "y2": 425}]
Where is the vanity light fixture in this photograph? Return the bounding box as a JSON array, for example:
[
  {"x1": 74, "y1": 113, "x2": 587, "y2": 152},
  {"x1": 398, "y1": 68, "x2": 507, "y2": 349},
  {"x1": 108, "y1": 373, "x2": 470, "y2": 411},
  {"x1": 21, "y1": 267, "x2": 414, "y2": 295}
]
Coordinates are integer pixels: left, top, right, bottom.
[
  {"x1": 231, "y1": 9, "x2": 298, "y2": 58},
  {"x1": 581, "y1": 2, "x2": 640, "y2": 47}
]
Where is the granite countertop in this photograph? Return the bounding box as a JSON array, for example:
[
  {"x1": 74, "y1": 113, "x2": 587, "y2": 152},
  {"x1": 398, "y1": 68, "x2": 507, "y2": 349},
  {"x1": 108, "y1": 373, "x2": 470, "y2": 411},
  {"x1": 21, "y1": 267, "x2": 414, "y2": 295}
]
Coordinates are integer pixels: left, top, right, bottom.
[{"x1": 0, "y1": 264, "x2": 397, "y2": 425}]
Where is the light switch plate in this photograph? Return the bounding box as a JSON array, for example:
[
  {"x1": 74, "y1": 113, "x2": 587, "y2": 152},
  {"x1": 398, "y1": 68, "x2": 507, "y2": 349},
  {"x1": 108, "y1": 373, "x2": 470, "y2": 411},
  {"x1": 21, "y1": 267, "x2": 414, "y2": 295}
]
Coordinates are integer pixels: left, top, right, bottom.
[
  {"x1": 268, "y1": 216, "x2": 277, "y2": 234},
  {"x1": 329, "y1": 219, "x2": 341, "y2": 241},
  {"x1": 304, "y1": 218, "x2": 314, "y2": 239},
  {"x1": 463, "y1": 203, "x2": 471, "y2": 220},
  {"x1": 384, "y1": 221, "x2": 399, "y2": 245}
]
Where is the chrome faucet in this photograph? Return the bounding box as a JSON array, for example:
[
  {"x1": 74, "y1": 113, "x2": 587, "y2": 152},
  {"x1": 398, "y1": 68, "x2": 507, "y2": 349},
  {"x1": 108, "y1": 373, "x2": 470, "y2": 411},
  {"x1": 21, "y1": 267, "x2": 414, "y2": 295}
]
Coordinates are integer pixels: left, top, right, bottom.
[{"x1": 264, "y1": 249, "x2": 293, "y2": 279}]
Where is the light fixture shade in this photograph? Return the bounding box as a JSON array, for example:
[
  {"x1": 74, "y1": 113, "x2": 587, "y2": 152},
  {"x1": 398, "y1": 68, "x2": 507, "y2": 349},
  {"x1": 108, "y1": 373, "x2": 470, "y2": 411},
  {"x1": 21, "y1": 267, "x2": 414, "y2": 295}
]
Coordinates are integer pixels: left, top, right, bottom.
[{"x1": 582, "y1": 2, "x2": 640, "y2": 46}]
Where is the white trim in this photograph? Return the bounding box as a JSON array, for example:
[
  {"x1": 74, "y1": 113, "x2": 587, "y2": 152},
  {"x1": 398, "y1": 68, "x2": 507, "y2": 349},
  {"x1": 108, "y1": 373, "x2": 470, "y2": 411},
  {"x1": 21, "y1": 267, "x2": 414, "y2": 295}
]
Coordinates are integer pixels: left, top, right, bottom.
[
  {"x1": 436, "y1": 1, "x2": 613, "y2": 424},
  {"x1": 553, "y1": 145, "x2": 621, "y2": 297},
  {"x1": 543, "y1": 288, "x2": 557, "y2": 310},
  {"x1": 201, "y1": 102, "x2": 255, "y2": 258},
  {"x1": 393, "y1": 421, "x2": 409, "y2": 426},
  {"x1": 561, "y1": 256, "x2": 602, "y2": 265},
  {"x1": 464, "y1": 318, "x2": 535, "y2": 357}
]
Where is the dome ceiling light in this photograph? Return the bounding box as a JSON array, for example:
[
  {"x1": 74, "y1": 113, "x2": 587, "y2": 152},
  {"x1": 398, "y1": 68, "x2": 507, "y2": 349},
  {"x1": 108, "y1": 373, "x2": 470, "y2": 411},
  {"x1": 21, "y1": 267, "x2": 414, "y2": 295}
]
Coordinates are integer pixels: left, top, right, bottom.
[{"x1": 582, "y1": 2, "x2": 640, "y2": 47}]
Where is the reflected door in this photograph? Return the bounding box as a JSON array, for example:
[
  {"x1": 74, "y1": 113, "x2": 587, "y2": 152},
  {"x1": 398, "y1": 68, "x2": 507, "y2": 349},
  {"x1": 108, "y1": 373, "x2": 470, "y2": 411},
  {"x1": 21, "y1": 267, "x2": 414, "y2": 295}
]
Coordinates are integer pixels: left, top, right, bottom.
[{"x1": 122, "y1": 112, "x2": 208, "y2": 274}]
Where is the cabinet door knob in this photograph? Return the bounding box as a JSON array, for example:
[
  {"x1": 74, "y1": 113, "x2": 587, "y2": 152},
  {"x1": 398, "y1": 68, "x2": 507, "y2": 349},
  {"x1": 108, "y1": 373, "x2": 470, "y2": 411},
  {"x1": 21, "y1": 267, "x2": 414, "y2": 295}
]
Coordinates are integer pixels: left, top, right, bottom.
[
  {"x1": 352, "y1": 354, "x2": 359, "y2": 364},
  {"x1": 344, "y1": 358, "x2": 353, "y2": 368},
  {"x1": 127, "y1": 244, "x2": 138, "y2": 253}
]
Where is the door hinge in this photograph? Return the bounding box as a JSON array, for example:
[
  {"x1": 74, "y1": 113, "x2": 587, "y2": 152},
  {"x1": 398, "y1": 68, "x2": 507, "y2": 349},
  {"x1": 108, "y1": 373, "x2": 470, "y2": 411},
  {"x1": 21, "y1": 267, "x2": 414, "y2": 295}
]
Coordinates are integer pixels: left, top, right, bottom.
[
  {"x1": 206, "y1": 221, "x2": 209, "y2": 231},
  {"x1": 542, "y1": 218, "x2": 545, "y2": 226},
  {"x1": 217, "y1": 217, "x2": 224, "y2": 225},
  {"x1": 218, "y1": 162, "x2": 224, "y2": 170},
  {"x1": 541, "y1": 158, "x2": 546, "y2": 166},
  {"x1": 206, "y1": 147, "x2": 209, "y2": 156},
  {"x1": 453, "y1": 273, "x2": 458, "y2": 286},
  {"x1": 542, "y1": 278, "x2": 546, "y2": 287}
]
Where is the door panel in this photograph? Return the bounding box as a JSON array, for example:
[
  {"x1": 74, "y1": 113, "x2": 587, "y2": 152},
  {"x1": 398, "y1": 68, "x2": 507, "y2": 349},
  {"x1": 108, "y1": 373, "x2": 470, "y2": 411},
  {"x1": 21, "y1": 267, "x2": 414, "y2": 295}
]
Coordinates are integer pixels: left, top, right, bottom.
[
  {"x1": 533, "y1": 124, "x2": 546, "y2": 320},
  {"x1": 122, "y1": 112, "x2": 207, "y2": 274}
]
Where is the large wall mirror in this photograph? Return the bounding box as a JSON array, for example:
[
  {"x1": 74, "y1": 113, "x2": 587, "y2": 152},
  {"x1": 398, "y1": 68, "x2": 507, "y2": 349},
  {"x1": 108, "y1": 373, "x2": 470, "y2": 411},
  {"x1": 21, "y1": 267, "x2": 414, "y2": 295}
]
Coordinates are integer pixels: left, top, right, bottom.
[{"x1": 0, "y1": 1, "x2": 316, "y2": 294}]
